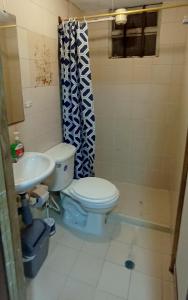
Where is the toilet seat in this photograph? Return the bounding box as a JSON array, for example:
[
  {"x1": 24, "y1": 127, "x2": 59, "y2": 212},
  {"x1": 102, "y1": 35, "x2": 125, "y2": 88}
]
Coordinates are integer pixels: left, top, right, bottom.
[
  {"x1": 64, "y1": 177, "x2": 119, "y2": 209},
  {"x1": 71, "y1": 177, "x2": 118, "y2": 201}
]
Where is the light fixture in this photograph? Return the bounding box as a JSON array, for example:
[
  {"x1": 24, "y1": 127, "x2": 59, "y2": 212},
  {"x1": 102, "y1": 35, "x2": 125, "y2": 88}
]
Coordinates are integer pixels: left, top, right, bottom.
[{"x1": 115, "y1": 8, "x2": 127, "y2": 25}]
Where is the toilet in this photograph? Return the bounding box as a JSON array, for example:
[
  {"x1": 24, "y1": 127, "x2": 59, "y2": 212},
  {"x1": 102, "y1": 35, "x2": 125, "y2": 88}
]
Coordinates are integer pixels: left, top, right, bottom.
[{"x1": 45, "y1": 143, "x2": 119, "y2": 235}]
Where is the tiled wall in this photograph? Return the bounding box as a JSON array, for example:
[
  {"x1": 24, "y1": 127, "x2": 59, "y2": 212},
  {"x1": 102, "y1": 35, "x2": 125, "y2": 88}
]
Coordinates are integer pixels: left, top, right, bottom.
[
  {"x1": 0, "y1": 0, "x2": 80, "y2": 152},
  {"x1": 88, "y1": 5, "x2": 188, "y2": 189}
]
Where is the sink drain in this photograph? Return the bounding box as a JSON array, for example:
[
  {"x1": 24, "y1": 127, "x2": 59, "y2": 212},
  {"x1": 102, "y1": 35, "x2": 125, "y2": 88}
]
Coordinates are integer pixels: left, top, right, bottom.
[{"x1": 124, "y1": 260, "x2": 135, "y2": 270}]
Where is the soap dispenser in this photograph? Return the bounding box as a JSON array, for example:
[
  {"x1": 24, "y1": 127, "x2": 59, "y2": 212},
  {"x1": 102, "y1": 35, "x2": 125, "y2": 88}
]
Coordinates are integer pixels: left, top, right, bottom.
[{"x1": 11, "y1": 131, "x2": 24, "y2": 160}]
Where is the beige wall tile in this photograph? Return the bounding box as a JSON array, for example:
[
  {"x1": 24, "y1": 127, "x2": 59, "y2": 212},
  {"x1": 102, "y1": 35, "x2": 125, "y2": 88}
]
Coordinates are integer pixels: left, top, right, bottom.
[
  {"x1": 153, "y1": 44, "x2": 173, "y2": 65},
  {"x1": 164, "y1": 4, "x2": 188, "y2": 24},
  {"x1": 159, "y1": 23, "x2": 174, "y2": 45},
  {"x1": 151, "y1": 65, "x2": 172, "y2": 84},
  {"x1": 170, "y1": 65, "x2": 184, "y2": 84},
  {"x1": 6, "y1": 0, "x2": 81, "y2": 152},
  {"x1": 17, "y1": 28, "x2": 29, "y2": 59},
  {"x1": 133, "y1": 64, "x2": 152, "y2": 84},
  {"x1": 19, "y1": 58, "x2": 32, "y2": 88},
  {"x1": 89, "y1": 6, "x2": 188, "y2": 190},
  {"x1": 0, "y1": 0, "x2": 5, "y2": 9}
]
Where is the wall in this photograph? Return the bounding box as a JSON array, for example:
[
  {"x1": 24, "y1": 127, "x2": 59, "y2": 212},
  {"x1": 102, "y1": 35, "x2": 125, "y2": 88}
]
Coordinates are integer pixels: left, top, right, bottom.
[
  {"x1": 88, "y1": 5, "x2": 188, "y2": 189},
  {"x1": 0, "y1": 0, "x2": 81, "y2": 152},
  {"x1": 176, "y1": 27, "x2": 188, "y2": 285},
  {"x1": 171, "y1": 24, "x2": 188, "y2": 227},
  {"x1": 176, "y1": 177, "x2": 188, "y2": 300}
]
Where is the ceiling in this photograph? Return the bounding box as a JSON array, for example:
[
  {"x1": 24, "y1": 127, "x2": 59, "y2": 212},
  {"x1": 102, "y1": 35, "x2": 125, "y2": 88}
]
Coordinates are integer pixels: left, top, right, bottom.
[{"x1": 71, "y1": 0, "x2": 173, "y2": 12}]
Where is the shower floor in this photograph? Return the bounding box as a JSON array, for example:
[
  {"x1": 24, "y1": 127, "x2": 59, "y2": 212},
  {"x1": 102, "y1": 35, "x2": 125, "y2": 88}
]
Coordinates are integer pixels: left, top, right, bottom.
[{"x1": 112, "y1": 182, "x2": 172, "y2": 231}]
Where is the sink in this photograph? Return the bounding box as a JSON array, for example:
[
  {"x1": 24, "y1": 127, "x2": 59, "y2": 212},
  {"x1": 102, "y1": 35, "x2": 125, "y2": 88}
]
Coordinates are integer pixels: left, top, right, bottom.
[{"x1": 13, "y1": 152, "x2": 55, "y2": 193}]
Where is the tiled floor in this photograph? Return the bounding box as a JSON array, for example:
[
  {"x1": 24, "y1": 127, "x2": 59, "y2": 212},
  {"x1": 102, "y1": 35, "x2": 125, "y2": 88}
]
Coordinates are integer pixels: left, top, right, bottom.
[
  {"x1": 26, "y1": 220, "x2": 175, "y2": 300},
  {"x1": 113, "y1": 182, "x2": 171, "y2": 229}
]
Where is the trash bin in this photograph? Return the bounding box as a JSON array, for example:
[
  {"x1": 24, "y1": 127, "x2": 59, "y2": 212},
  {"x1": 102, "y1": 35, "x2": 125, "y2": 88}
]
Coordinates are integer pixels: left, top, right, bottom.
[{"x1": 21, "y1": 219, "x2": 50, "y2": 278}]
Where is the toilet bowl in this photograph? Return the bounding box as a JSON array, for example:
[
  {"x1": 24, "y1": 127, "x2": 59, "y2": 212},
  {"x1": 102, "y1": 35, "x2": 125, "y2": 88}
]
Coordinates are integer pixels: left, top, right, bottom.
[{"x1": 45, "y1": 143, "x2": 119, "y2": 235}]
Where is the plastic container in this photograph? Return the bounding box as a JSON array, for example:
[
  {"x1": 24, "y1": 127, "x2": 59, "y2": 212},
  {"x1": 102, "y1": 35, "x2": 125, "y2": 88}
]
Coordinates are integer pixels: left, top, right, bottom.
[
  {"x1": 21, "y1": 219, "x2": 50, "y2": 278},
  {"x1": 10, "y1": 131, "x2": 24, "y2": 160}
]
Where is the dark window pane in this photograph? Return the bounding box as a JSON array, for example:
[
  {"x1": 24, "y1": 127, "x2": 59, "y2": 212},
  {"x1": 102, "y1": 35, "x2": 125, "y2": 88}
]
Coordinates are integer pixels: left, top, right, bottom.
[
  {"x1": 144, "y1": 34, "x2": 157, "y2": 55},
  {"x1": 112, "y1": 38, "x2": 124, "y2": 57},
  {"x1": 126, "y1": 12, "x2": 157, "y2": 29},
  {"x1": 113, "y1": 22, "x2": 124, "y2": 30},
  {"x1": 111, "y1": 5, "x2": 158, "y2": 58},
  {"x1": 127, "y1": 14, "x2": 143, "y2": 29},
  {"x1": 146, "y1": 12, "x2": 158, "y2": 27},
  {"x1": 126, "y1": 36, "x2": 142, "y2": 57}
]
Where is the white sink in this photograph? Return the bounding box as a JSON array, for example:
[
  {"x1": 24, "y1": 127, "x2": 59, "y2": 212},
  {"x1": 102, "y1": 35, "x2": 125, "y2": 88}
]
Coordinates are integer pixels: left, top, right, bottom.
[{"x1": 13, "y1": 152, "x2": 55, "y2": 193}]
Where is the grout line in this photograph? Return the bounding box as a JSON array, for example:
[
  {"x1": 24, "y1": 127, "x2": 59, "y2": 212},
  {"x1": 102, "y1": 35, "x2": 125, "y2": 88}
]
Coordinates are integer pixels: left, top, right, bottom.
[
  {"x1": 126, "y1": 268, "x2": 134, "y2": 300},
  {"x1": 45, "y1": 223, "x2": 174, "y2": 300},
  {"x1": 95, "y1": 258, "x2": 106, "y2": 288},
  {"x1": 107, "y1": 223, "x2": 173, "y2": 256}
]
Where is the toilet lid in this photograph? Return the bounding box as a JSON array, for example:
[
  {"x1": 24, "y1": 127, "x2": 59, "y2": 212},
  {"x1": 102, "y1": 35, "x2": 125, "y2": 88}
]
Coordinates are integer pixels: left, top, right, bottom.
[{"x1": 71, "y1": 177, "x2": 118, "y2": 202}]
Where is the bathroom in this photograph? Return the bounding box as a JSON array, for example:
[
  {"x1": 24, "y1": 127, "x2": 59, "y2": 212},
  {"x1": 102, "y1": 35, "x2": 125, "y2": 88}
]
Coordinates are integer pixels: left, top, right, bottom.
[{"x1": 0, "y1": 0, "x2": 188, "y2": 299}]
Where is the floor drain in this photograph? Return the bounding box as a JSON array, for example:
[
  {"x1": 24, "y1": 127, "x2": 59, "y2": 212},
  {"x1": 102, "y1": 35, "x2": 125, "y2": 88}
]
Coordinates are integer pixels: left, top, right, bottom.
[{"x1": 124, "y1": 260, "x2": 135, "y2": 270}]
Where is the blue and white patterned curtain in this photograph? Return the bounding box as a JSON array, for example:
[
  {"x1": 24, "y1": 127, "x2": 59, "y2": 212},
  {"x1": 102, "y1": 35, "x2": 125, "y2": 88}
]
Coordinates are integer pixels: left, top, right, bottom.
[{"x1": 59, "y1": 21, "x2": 95, "y2": 179}]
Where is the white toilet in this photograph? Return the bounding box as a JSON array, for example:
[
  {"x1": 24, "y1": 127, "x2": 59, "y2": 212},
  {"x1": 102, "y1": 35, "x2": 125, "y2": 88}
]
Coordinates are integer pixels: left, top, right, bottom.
[{"x1": 45, "y1": 143, "x2": 119, "y2": 235}]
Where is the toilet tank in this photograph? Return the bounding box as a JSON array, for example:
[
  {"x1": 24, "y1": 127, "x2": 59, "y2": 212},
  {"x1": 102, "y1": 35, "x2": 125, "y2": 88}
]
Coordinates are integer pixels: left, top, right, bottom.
[{"x1": 45, "y1": 143, "x2": 76, "y2": 192}]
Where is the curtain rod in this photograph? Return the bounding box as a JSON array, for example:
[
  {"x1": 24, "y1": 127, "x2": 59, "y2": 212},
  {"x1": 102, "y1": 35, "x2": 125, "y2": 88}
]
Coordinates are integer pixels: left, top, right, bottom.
[
  {"x1": 0, "y1": 24, "x2": 16, "y2": 29},
  {"x1": 58, "y1": 2, "x2": 188, "y2": 24}
]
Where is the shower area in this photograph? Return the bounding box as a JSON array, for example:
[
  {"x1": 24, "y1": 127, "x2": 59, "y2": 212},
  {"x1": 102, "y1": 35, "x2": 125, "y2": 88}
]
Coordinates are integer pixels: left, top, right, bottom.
[{"x1": 85, "y1": 3, "x2": 188, "y2": 232}]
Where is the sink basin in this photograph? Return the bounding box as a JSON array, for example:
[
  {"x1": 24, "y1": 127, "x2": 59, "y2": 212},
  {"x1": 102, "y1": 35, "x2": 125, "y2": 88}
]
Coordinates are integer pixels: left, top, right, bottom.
[{"x1": 13, "y1": 152, "x2": 55, "y2": 193}]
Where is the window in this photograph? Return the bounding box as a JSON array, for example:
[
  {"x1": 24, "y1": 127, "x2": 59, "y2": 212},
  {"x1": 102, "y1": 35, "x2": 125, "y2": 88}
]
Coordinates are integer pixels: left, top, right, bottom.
[{"x1": 111, "y1": 5, "x2": 159, "y2": 58}]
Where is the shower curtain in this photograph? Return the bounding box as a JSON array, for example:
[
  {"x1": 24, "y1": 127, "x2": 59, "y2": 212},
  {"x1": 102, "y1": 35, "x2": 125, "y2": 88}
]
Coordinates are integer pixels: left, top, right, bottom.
[{"x1": 59, "y1": 21, "x2": 95, "y2": 179}]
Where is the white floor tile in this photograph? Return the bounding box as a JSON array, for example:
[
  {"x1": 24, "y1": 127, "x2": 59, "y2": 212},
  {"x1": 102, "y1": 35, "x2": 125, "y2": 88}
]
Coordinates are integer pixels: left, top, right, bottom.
[
  {"x1": 98, "y1": 262, "x2": 131, "y2": 298},
  {"x1": 50, "y1": 224, "x2": 64, "y2": 244},
  {"x1": 114, "y1": 195, "x2": 142, "y2": 219},
  {"x1": 105, "y1": 240, "x2": 131, "y2": 266},
  {"x1": 113, "y1": 223, "x2": 138, "y2": 245},
  {"x1": 128, "y1": 271, "x2": 162, "y2": 300},
  {"x1": 106, "y1": 220, "x2": 122, "y2": 240},
  {"x1": 58, "y1": 228, "x2": 84, "y2": 250},
  {"x1": 132, "y1": 246, "x2": 163, "y2": 278},
  {"x1": 82, "y1": 239, "x2": 110, "y2": 258},
  {"x1": 160, "y1": 234, "x2": 173, "y2": 255},
  {"x1": 163, "y1": 281, "x2": 176, "y2": 300},
  {"x1": 94, "y1": 289, "x2": 126, "y2": 300},
  {"x1": 46, "y1": 243, "x2": 79, "y2": 276},
  {"x1": 48, "y1": 237, "x2": 58, "y2": 257},
  {"x1": 113, "y1": 182, "x2": 171, "y2": 228},
  {"x1": 70, "y1": 252, "x2": 104, "y2": 286},
  {"x1": 26, "y1": 180, "x2": 175, "y2": 300},
  {"x1": 48, "y1": 224, "x2": 66, "y2": 256},
  {"x1": 26, "y1": 265, "x2": 67, "y2": 300},
  {"x1": 162, "y1": 255, "x2": 174, "y2": 282},
  {"x1": 136, "y1": 227, "x2": 172, "y2": 254},
  {"x1": 58, "y1": 278, "x2": 96, "y2": 300}
]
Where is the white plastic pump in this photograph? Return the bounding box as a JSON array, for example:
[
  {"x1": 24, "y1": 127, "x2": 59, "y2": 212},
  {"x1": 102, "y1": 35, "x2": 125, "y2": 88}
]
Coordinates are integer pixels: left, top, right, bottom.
[{"x1": 14, "y1": 131, "x2": 20, "y2": 141}]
